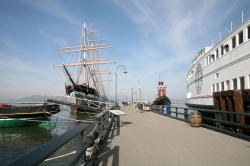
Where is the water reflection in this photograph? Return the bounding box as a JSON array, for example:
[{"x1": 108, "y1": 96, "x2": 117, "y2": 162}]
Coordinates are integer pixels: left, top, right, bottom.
[
  {"x1": 0, "y1": 123, "x2": 55, "y2": 146},
  {"x1": 0, "y1": 106, "x2": 97, "y2": 165},
  {"x1": 0, "y1": 123, "x2": 56, "y2": 165}
]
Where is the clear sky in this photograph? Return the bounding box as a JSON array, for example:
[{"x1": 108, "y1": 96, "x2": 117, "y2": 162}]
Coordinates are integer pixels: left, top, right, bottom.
[{"x1": 0, "y1": 0, "x2": 250, "y2": 101}]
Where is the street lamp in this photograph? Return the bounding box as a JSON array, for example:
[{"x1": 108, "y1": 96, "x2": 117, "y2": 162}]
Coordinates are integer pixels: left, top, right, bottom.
[{"x1": 115, "y1": 65, "x2": 127, "y2": 107}]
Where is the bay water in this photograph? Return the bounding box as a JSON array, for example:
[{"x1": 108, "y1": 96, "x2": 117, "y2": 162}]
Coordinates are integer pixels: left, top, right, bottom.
[{"x1": 0, "y1": 106, "x2": 96, "y2": 165}]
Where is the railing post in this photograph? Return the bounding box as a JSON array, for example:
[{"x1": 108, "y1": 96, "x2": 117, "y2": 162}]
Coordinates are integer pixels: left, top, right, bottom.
[
  {"x1": 175, "y1": 107, "x2": 178, "y2": 118},
  {"x1": 215, "y1": 111, "x2": 222, "y2": 128},
  {"x1": 167, "y1": 106, "x2": 170, "y2": 115},
  {"x1": 116, "y1": 115, "x2": 120, "y2": 127},
  {"x1": 184, "y1": 108, "x2": 188, "y2": 121}
]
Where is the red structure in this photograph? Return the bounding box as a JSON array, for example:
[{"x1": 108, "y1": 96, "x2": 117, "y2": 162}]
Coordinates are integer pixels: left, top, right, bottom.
[{"x1": 157, "y1": 81, "x2": 166, "y2": 97}]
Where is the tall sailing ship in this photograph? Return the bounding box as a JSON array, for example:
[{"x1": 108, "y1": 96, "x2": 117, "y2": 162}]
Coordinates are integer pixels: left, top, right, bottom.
[
  {"x1": 186, "y1": 18, "x2": 250, "y2": 109},
  {"x1": 54, "y1": 24, "x2": 115, "y2": 112}
]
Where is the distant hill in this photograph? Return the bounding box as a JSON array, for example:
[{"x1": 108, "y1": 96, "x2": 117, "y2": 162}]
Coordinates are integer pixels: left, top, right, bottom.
[
  {"x1": 0, "y1": 95, "x2": 69, "y2": 103},
  {"x1": 0, "y1": 95, "x2": 49, "y2": 103},
  {"x1": 16, "y1": 95, "x2": 49, "y2": 102}
]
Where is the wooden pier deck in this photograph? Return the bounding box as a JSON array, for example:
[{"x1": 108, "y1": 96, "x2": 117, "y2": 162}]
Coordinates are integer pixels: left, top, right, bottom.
[{"x1": 98, "y1": 106, "x2": 250, "y2": 166}]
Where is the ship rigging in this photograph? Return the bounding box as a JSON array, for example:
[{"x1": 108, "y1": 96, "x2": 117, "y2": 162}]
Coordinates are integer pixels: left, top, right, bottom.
[{"x1": 54, "y1": 24, "x2": 115, "y2": 112}]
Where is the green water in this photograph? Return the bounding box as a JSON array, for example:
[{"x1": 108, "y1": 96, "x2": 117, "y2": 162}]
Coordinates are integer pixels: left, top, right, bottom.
[{"x1": 0, "y1": 106, "x2": 96, "y2": 165}]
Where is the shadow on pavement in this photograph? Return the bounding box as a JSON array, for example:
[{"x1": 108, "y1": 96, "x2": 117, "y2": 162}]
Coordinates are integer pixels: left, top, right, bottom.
[{"x1": 97, "y1": 119, "x2": 129, "y2": 166}]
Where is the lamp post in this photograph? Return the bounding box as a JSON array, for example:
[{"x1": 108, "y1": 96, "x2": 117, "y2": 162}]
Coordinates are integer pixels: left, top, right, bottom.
[{"x1": 115, "y1": 65, "x2": 127, "y2": 108}]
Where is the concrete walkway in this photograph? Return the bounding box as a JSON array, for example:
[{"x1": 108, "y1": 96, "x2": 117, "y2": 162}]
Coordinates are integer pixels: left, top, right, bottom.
[{"x1": 98, "y1": 106, "x2": 250, "y2": 166}]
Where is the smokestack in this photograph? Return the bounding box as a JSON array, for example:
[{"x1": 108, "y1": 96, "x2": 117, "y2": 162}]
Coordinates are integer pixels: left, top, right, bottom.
[{"x1": 157, "y1": 81, "x2": 166, "y2": 97}]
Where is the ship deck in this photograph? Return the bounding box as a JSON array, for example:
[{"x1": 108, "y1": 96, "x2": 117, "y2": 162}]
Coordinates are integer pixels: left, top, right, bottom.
[{"x1": 98, "y1": 106, "x2": 250, "y2": 166}]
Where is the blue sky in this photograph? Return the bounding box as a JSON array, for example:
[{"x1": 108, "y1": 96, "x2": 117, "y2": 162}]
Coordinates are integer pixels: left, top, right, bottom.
[{"x1": 0, "y1": 0, "x2": 250, "y2": 101}]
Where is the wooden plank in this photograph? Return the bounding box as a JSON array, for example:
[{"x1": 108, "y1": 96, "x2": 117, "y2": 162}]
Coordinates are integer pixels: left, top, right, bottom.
[
  {"x1": 226, "y1": 96, "x2": 235, "y2": 122},
  {"x1": 220, "y1": 97, "x2": 228, "y2": 121},
  {"x1": 242, "y1": 90, "x2": 250, "y2": 112},
  {"x1": 234, "y1": 91, "x2": 245, "y2": 124},
  {"x1": 213, "y1": 92, "x2": 220, "y2": 110},
  {"x1": 213, "y1": 92, "x2": 220, "y2": 98},
  {"x1": 227, "y1": 90, "x2": 234, "y2": 97},
  {"x1": 242, "y1": 90, "x2": 250, "y2": 134}
]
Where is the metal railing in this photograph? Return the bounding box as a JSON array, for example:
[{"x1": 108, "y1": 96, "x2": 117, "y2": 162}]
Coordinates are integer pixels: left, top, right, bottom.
[
  {"x1": 94, "y1": 110, "x2": 116, "y2": 143},
  {"x1": 5, "y1": 123, "x2": 88, "y2": 166},
  {"x1": 151, "y1": 105, "x2": 250, "y2": 141},
  {"x1": 5, "y1": 110, "x2": 117, "y2": 166}
]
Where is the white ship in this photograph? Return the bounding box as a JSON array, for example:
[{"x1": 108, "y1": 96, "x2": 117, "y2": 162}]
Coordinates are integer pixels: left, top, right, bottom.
[{"x1": 186, "y1": 19, "x2": 250, "y2": 109}]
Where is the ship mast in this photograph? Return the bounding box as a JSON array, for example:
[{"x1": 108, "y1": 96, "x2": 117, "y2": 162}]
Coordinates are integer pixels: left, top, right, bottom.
[
  {"x1": 90, "y1": 24, "x2": 98, "y2": 90},
  {"x1": 54, "y1": 24, "x2": 115, "y2": 97},
  {"x1": 82, "y1": 24, "x2": 87, "y2": 86}
]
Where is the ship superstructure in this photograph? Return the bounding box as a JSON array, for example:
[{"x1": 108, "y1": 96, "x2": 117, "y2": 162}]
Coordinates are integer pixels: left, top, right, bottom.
[{"x1": 186, "y1": 19, "x2": 250, "y2": 108}]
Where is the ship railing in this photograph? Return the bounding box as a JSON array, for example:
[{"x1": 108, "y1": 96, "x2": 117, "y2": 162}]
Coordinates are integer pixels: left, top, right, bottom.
[
  {"x1": 5, "y1": 110, "x2": 117, "y2": 166},
  {"x1": 47, "y1": 94, "x2": 114, "y2": 110},
  {"x1": 151, "y1": 105, "x2": 250, "y2": 141}
]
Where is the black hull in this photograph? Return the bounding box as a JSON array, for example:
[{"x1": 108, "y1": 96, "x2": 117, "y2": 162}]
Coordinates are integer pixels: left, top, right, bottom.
[
  {"x1": 0, "y1": 104, "x2": 60, "y2": 119},
  {"x1": 69, "y1": 89, "x2": 106, "y2": 113},
  {"x1": 152, "y1": 96, "x2": 171, "y2": 106},
  {"x1": 65, "y1": 84, "x2": 99, "y2": 97},
  {"x1": 185, "y1": 103, "x2": 214, "y2": 109},
  {"x1": 70, "y1": 106, "x2": 100, "y2": 114}
]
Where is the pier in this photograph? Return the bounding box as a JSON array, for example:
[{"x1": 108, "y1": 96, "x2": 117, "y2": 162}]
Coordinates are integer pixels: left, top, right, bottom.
[
  {"x1": 5, "y1": 105, "x2": 250, "y2": 166},
  {"x1": 98, "y1": 106, "x2": 250, "y2": 166}
]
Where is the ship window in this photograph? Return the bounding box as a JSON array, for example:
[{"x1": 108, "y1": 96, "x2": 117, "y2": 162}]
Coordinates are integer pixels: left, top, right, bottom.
[
  {"x1": 221, "y1": 45, "x2": 224, "y2": 56},
  {"x1": 248, "y1": 26, "x2": 250, "y2": 39},
  {"x1": 232, "y1": 36, "x2": 236, "y2": 48},
  {"x1": 240, "y1": 76, "x2": 245, "y2": 90},
  {"x1": 216, "y1": 83, "x2": 219, "y2": 92},
  {"x1": 233, "y1": 78, "x2": 237, "y2": 90},
  {"x1": 224, "y1": 44, "x2": 229, "y2": 52},
  {"x1": 221, "y1": 82, "x2": 224, "y2": 91},
  {"x1": 239, "y1": 31, "x2": 243, "y2": 45},
  {"x1": 216, "y1": 49, "x2": 219, "y2": 58},
  {"x1": 226, "y1": 80, "x2": 230, "y2": 90},
  {"x1": 211, "y1": 54, "x2": 215, "y2": 62}
]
